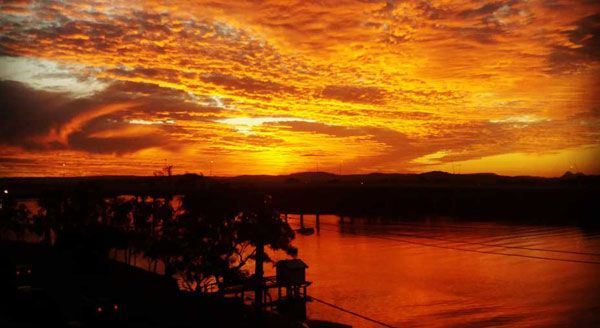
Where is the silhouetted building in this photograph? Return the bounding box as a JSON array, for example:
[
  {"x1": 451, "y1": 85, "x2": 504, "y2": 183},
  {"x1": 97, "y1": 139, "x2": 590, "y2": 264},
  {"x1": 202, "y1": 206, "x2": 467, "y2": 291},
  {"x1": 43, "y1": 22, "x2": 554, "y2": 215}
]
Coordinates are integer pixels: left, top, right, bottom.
[{"x1": 276, "y1": 259, "x2": 307, "y2": 285}]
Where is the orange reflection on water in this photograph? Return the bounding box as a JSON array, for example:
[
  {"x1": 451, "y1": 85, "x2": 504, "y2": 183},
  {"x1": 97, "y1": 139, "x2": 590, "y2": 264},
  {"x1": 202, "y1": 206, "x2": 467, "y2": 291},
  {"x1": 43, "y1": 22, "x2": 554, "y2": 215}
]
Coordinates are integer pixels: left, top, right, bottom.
[{"x1": 275, "y1": 215, "x2": 600, "y2": 327}]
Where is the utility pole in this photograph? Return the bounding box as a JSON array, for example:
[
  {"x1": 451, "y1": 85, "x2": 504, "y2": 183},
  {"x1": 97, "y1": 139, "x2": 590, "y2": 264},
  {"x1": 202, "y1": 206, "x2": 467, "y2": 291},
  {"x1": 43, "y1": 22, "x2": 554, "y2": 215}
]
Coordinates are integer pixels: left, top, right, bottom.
[{"x1": 254, "y1": 241, "x2": 265, "y2": 311}]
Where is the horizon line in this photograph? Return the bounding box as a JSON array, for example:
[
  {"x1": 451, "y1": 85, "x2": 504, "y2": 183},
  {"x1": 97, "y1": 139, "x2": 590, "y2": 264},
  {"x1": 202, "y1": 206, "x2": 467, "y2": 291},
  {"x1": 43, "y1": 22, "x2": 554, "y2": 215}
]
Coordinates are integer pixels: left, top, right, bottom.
[{"x1": 0, "y1": 170, "x2": 592, "y2": 180}]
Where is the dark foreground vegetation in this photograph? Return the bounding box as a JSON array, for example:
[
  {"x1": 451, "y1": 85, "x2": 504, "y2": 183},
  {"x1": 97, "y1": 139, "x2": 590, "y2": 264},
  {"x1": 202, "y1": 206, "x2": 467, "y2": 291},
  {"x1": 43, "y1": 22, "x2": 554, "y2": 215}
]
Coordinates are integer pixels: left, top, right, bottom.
[
  {"x1": 0, "y1": 241, "x2": 263, "y2": 327},
  {"x1": 0, "y1": 179, "x2": 320, "y2": 327}
]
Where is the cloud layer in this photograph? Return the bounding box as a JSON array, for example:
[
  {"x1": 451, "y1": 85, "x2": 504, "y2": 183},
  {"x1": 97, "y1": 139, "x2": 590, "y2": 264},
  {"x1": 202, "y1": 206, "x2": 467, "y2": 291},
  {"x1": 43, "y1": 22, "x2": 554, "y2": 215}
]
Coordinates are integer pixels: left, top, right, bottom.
[{"x1": 0, "y1": 0, "x2": 599, "y2": 176}]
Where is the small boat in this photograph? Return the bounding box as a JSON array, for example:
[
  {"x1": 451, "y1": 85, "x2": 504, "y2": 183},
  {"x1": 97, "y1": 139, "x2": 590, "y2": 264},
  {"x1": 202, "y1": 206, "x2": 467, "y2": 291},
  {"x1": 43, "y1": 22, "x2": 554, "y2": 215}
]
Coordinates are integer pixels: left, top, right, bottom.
[{"x1": 295, "y1": 227, "x2": 315, "y2": 235}]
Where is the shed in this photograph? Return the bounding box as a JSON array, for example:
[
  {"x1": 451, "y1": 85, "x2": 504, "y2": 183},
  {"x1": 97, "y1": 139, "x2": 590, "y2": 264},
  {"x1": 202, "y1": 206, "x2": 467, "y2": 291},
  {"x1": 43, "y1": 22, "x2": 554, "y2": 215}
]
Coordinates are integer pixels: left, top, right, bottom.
[{"x1": 276, "y1": 259, "x2": 308, "y2": 285}]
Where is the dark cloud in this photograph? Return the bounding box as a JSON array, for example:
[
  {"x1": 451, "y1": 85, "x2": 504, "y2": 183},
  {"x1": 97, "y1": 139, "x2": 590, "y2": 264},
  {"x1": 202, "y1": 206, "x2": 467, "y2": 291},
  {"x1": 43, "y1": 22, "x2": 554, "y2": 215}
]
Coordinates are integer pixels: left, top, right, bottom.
[
  {"x1": 329, "y1": 125, "x2": 430, "y2": 171},
  {"x1": 398, "y1": 89, "x2": 463, "y2": 106},
  {"x1": 0, "y1": 80, "x2": 92, "y2": 148},
  {"x1": 450, "y1": 0, "x2": 534, "y2": 44},
  {"x1": 458, "y1": 1, "x2": 512, "y2": 19},
  {"x1": 547, "y1": 13, "x2": 600, "y2": 74},
  {"x1": 102, "y1": 81, "x2": 223, "y2": 115},
  {"x1": 278, "y1": 117, "x2": 593, "y2": 170},
  {"x1": 365, "y1": 126, "x2": 419, "y2": 160},
  {"x1": 321, "y1": 85, "x2": 387, "y2": 104},
  {"x1": 276, "y1": 121, "x2": 364, "y2": 138},
  {"x1": 449, "y1": 26, "x2": 501, "y2": 44},
  {"x1": 276, "y1": 120, "x2": 528, "y2": 169},
  {"x1": 108, "y1": 67, "x2": 186, "y2": 82},
  {"x1": 201, "y1": 73, "x2": 296, "y2": 95},
  {"x1": 219, "y1": 134, "x2": 284, "y2": 148},
  {"x1": 68, "y1": 132, "x2": 167, "y2": 155},
  {"x1": 0, "y1": 80, "x2": 211, "y2": 154},
  {"x1": 0, "y1": 157, "x2": 37, "y2": 164},
  {"x1": 277, "y1": 120, "x2": 423, "y2": 167},
  {"x1": 566, "y1": 13, "x2": 600, "y2": 59}
]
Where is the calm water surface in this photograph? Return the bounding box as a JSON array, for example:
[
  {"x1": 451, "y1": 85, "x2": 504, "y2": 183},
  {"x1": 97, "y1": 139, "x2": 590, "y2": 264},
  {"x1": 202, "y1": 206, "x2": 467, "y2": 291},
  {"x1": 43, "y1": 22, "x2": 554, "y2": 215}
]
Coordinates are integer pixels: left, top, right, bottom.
[{"x1": 275, "y1": 215, "x2": 600, "y2": 327}]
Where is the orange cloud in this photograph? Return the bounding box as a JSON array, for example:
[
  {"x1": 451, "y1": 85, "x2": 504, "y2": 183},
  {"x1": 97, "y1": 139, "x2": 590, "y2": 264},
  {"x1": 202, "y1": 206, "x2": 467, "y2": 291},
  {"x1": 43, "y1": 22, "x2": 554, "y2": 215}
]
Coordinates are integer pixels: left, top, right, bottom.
[{"x1": 0, "y1": 0, "x2": 599, "y2": 176}]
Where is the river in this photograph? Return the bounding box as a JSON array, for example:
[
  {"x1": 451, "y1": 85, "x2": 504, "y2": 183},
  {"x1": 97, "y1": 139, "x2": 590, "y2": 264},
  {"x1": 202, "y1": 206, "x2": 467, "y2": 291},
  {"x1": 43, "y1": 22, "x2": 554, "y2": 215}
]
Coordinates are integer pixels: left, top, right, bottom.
[{"x1": 276, "y1": 215, "x2": 600, "y2": 327}]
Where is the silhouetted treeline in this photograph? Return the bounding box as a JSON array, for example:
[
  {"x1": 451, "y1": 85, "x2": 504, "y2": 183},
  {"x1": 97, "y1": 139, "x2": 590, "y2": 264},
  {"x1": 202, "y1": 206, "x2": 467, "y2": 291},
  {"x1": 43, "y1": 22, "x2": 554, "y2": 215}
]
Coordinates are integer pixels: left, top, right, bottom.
[
  {"x1": 1, "y1": 180, "x2": 296, "y2": 296},
  {"x1": 2, "y1": 171, "x2": 599, "y2": 225},
  {"x1": 228, "y1": 172, "x2": 600, "y2": 225}
]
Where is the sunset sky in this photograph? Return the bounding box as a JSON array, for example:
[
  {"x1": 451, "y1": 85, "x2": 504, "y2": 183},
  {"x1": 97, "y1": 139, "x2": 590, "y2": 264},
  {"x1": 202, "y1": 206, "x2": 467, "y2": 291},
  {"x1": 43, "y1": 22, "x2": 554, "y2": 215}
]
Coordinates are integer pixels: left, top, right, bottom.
[{"x1": 0, "y1": 0, "x2": 599, "y2": 177}]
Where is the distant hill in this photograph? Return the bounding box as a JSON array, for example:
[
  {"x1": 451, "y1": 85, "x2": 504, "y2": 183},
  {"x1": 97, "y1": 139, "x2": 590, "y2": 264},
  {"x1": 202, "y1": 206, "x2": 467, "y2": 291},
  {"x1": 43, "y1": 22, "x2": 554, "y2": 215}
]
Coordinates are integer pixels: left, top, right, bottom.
[
  {"x1": 214, "y1": 170, "x2": 597, "y2": 187},
  {"x1": 1, "y1": 170, "x2": 598, "y2": 198}
]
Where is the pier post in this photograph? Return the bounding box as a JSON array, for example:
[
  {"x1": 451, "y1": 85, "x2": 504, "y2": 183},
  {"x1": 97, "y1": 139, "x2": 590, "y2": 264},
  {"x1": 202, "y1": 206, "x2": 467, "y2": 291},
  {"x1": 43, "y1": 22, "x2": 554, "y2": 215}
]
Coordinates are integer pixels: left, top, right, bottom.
[
  {"x1": 300, "y1": 213, "x2": 304, "y2": 229},
  {"x1": 284, "y1": 213, "x2": 288, "y2": 223},
  {"x1": 339, "y1": 214, "x2": 344, "y2": 224},
  {"x1": 315, "y1": 213, "x2": 320, "y2": 233}
]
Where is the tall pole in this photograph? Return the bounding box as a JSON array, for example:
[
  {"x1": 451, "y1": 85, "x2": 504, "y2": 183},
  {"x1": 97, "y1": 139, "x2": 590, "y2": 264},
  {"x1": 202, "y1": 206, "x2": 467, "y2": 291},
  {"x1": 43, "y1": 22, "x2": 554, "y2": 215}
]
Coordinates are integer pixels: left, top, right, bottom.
[{"x1": 254, "y1": 241, "x2": 264, "y2": 310}]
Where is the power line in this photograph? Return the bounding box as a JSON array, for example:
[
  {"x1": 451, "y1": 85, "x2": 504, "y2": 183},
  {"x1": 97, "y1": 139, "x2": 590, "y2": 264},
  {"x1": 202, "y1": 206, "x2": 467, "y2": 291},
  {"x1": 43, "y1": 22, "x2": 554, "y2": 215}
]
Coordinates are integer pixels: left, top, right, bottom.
[
  {"x1": 296, "y1": 221, "x2": 600, "y2": 326},
  {"x1": 311, "y1": 296, "x2": 397, "y2": 328},
  {"x1": 391, "y1": 231, "x2": 600, "y2": 257},
  {"x1": 288, "y1": 218, "x2": 600, "y2": 257},
  {"x1": 290, "y1": 217, "x2": 593, "y2": 241},
  {"x1": 287, "y1": 216, "x2": 597, "y2": 238},
  {"x1": 312, "y1": 226, "x2": 600, "y2": 265},
  {"x1": 331, "y1": 222, "x2": 600, "y2": 257}
]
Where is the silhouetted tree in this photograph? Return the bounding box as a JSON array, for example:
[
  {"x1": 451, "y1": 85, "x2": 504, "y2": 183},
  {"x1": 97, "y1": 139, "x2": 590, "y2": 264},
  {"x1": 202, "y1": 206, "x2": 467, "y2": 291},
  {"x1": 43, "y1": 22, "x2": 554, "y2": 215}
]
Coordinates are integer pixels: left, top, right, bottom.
[
  {"x1": 0, "y1": 196, "x2": 30, "y2": 241},
  {"x1": 168, "y1": 189, "x2": 241, "y2": 292},
  {"x1": 145, "y1": 195, "x2": 175, "y2": 273},
  {"x1": 33, "y1": 194, "x2": 63, "y2": 246},
  {"x1": 235, "y1": 195, "x2": 297, "y2": 309},
  {"x1": 27, "y1": 187, "x2": 118, "y2": 271}
]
